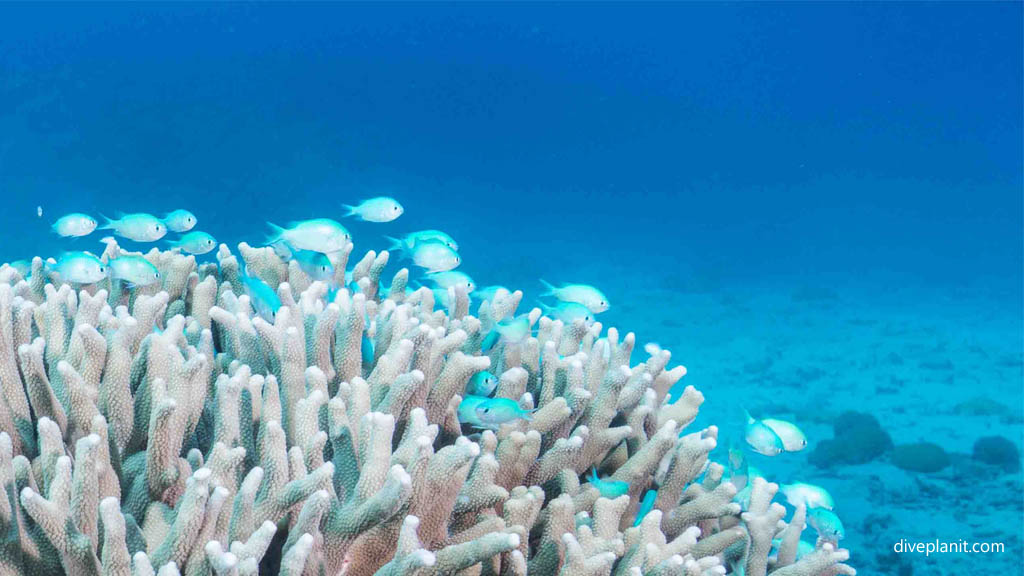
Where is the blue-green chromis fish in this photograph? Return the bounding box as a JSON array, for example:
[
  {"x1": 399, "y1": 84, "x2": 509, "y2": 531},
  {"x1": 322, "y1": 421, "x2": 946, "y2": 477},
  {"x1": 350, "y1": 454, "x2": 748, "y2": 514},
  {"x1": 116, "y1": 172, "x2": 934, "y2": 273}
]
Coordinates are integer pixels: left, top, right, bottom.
[
  {"x1": 242, "y1": 274, "x2": 281, "y2": 322},
  {"x1": 540, "y1": 280, "x2": 609, "y2": 313},
  {"x1": 588, "y1": 468, "x2": 629, "y2": 499},
  {"x1": 343, "y1": 196, "x2": 404, "y2": 222},
  {"x1": 807, "y1": 508, "x2": 845, "y2": 542},
  {"x1": 467, "y1": 371, "x2": 498, "y2": 396},
  {"x1": 426, "y1": 270, "x2": 476, "y2": 293},
  {"x1": 408, "y1": 242, "x2": 460, "y2": 273},
  {"x1": 481, "y1": 316, "x2": 531, "y2": 352},
  {"x1": 474, "y1": 397, "x2": 535, "y2": 429},
  {"x1": 540, "y1": 301, "x2": 595, "y2": 325},
  {"x1": 169, "y1": 231, "x2": 217, "y2": 255},
  {"x1": 361, "y1": 333, "x2": 375, "y2": 368},
  {"x1": 744, "y1": 410, "x2": 784, "y2": 456},
  {"x1": 48, "y1": 252, "x2": 107, "y2": 284},
  {"x1": 290, "y1": 249, "x2": 335, "y2": 282},
  {"x1": 386, "y1": 230, "x2": 458, "y2": 252},
  {"x1": 457, "y1": 395, "x2": 492, "y2": 428},
  {"x1": 101, "y1": 213, "x2": 167, "y2": 242},
  {"x1": 762, "y1": 418, "x2": 808, "y2": 452},
  {"x1": 473, "y1": 285, "x2": 507, "y2": 302},
  {"x1": 266, "y1": 219, "x2": 351, "y2": 253},
  {"x1": 108, "y1": 256, "x2": 161, "y2": 287},
  {"x1": 633, "y1": 489, "x2": 658, "y2": 526},
  {"x1": 780, "y1": 482, "x2": 834, "y2": 510},
  {"x1": 162, "y1": 209, "x2": 197, "y2": 232},
  {"x1": 52, "y1": 213, "x2": 97, "y2": 237}
]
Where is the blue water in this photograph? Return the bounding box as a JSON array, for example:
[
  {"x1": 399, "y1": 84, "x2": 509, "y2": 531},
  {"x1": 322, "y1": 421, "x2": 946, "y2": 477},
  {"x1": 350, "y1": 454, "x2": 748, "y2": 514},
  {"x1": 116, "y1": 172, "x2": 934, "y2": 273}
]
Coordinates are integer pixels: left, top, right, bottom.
[{"x1": 1, "y1": 4, "x2": 1021, "y2": 574}]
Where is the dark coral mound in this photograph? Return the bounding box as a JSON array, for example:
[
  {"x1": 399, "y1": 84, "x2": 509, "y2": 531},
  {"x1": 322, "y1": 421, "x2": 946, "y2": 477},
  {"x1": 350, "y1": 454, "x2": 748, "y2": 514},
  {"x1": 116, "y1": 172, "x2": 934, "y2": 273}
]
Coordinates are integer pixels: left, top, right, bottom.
[
  {"x1": 891, "y1": 442, "x2": 950, "y2": 473},
  {"x1": 808, "y1": 410, "x2": 893, "y2": 467},
  {"x1": 972, "y1": 435, "x2": 1021, "y2": 472}
]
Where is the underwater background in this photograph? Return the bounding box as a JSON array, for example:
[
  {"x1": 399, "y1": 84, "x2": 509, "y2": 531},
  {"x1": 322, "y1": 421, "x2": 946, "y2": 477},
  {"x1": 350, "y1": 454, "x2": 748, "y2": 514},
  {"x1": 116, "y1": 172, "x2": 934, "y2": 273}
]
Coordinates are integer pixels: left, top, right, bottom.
[{"x1": 0, "y1": 3, "x2": 1021, "y2": 574}]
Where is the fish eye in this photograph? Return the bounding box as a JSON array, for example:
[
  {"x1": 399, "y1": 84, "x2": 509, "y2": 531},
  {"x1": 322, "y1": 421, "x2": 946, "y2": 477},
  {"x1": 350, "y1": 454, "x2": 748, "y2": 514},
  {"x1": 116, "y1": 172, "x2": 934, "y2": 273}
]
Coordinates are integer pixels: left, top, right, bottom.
[
  {"x1": 393, "y1": 206, "x2": 399, "y2": 211},
  {"x1": 99, "y1": 266, "x2": 105, "y2": 273},
  {"x1": 155, "y1": 271, "x2": 160, "y2": 278}
]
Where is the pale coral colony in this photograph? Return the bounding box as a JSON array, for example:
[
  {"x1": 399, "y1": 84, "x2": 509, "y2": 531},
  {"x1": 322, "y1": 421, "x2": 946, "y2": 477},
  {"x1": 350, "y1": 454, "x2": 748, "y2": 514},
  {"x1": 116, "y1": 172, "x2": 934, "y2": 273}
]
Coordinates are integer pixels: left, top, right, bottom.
[{"x1": 0, "y1": 210, "x2": 855, "y2": 576}]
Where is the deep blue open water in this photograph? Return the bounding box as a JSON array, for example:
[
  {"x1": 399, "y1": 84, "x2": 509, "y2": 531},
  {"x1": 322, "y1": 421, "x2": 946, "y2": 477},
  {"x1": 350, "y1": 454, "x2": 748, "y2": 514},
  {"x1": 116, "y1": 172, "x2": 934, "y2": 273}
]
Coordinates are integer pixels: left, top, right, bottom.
[{"x1": 1, "y1": 3, "x2": 1021, "y2": 574}]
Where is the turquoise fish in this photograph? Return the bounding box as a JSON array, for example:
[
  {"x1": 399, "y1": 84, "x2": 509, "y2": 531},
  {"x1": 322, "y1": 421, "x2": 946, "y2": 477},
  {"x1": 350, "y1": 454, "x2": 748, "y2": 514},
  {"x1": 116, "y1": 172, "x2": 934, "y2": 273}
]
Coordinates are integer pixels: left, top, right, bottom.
[
  {"x1": 108, "y1": 255, "x2": 161, "y2": 287},
  {"x1": 52, "y1": 213, "x2": 97, "y2": 237},
  {"x1": 48, "y1": 252, "x2": 107, "y2": 284},
  {"x1": 101, "y1": 213, "x2": 167, "y2": 242},
  {"x1": 457, "y1": 395, "x2": 492, "y2": 429},
  {"x1": 481, "y1": 316, "x2": 531, "y2": 352},
  {"x1": 474, "y1": 397, "x2": 535, "y2": 429},
  {"x1": 762, "y1": 418, "x2": 808, "y2": 452},
  {"x1": 162, "y1": 209, "x2": 197, "y2": 232},
  {"x1": 633, "y1": 489, "x2": 658, "y2": 526},
  {"x1": 540, "y1": 280, "x2": 609, "y2": 313},
  {"x1": 266, "y1": 219, "x2": 351, "y2": 253},
  {"x1": 744, "y1": 410, "x2": 784, "y2": 456},
  {"x1": 344, "y1": 196, "x2": 404, "y2": 222},
  {"x1": 540, "y1": 301, "x2": 594, "y2": 325},
  {"x1": 467, "y1": 370, "x2": 498, "y2": 396},
  {"x1": 169, "y1": 231, "x2": 217, "y2": 255},
  {"x1": 588, "y1": 468, "x2": 629, "y2": 499},
  {"x1": 386, "y1": 229, "x2": 458, "y2": 252},
  {"x1": 807, "y1": 508, "x2": 845, "y2": 542}
]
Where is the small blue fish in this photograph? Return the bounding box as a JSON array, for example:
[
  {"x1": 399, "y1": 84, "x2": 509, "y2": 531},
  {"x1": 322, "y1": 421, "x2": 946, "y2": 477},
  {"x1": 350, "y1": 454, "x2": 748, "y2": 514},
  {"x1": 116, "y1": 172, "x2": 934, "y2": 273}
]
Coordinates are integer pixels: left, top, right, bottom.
[
  {"x1": 407, "y1": 242, "x2": 461, "y2": 273},
  {"x1": 633, "y1": 489, "x2": 658, "y2": 526},
  {"x1": 807, "y1": 508, "x2": 845, "y2": 542},
  {"x1": 52, "y1": 213, "x2": 97, "y2": 237},
  {"x1": 473, "y1": 285, "x2": 507, "y2": 302},
  {"x1": 108, "y1": 256, "x2": 161, "y2": 287},
  {"x1": 101, "y1": 213, "x2": 167, "y2": 242},
  {"x1": 744, "y1": 410, "x2": 784, "y2": 456},
  {"x1": 474, "y1": 397, "x2": 535, "y2": 429},
  {"x1": 266, "y1": 219, "x2": 351, "y2": 254},
  {"x1": 241, "y1": 272, "x2": 281, "y2": 322},
  {"x1": 162, "y1": 209, "x2": 197, "y2": 233},
  {"x1": 361, "y1": 332, "x2": 375, "y2": 368},
  {"x1": 762, "y1": 418, "x2": 808, "y2": 452},
  {"x1": 386, "y1": 230, "x2": 458, "y2": 252},
  {"x1": 539, "y1": 280, "x2": 609, "y2": 313},
  {"x1": 588, "y1": 468, "x2": 629, "y2": 499},
  {"x1": 426, "y1": 270, "x2": 476, "y2": 293},
  {"x1": 481, "y1": 316, "x2": 531, "y2": 352},
  {"x1": 343, "y1": 197, "x2": 404, "y2": 223},
  {"x1": 540, "y1": 301, "x2": 594, "y2": 325},
  {"x1": 290, "y1": 248, "x2": 335, "y2": 282},
  {"x1": 457, "y1": 395, "x2": 493, "y2": 428},
  {"x1": 169, "y1": 231, "x2": 218, "y2": 255},
  {"x1": 780, "y1": 482, "x2": 835, "y2": 511},
  {"x1": 48, "y1": 252, "x2": 107, "y2": 284},
  {"x1": 467, "y1": 371, "x2": 498, "y2": 396}
]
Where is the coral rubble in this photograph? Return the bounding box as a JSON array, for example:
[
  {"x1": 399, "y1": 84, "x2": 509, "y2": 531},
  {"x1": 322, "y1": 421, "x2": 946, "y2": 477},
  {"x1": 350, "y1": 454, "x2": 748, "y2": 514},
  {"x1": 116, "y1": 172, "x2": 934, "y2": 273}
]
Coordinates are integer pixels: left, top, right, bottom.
[{"x1": 0, "y1": 242, "x2": 855, "y2": 575}]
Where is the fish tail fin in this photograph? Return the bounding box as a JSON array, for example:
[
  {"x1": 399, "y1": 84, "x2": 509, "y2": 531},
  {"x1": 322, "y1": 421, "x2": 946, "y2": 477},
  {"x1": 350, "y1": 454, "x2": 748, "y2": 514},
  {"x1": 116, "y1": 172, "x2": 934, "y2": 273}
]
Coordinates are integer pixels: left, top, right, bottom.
[
  {"x1": 384, "y1": 235, "x2": 405, "y2": 253},
  {"x1": 342, "y1": 204, "x2": 358, "y2": 218},
  {"x1": 589, "y1": 468, "x2": 599, "y2": 483},
  {"x1": 265, "y1": 222, "x2": 286, "y2": 245},
  {"x1": 742, "y1": 408, "x2": 754, "y2": 424},
  {"x1": 539, "y1": 279, "x2": 557, "y2": 296},
  {"x1": 98, "y1": 214, "x2": 115, "y2": 230}
]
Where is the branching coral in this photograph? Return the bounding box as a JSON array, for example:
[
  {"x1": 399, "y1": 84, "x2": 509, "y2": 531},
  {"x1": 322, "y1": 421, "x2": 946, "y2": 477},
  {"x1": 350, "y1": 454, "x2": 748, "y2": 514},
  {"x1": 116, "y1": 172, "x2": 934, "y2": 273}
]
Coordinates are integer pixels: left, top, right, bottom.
[{"x1": 0, "y1": 242, "x2": 855, "y2": 575}]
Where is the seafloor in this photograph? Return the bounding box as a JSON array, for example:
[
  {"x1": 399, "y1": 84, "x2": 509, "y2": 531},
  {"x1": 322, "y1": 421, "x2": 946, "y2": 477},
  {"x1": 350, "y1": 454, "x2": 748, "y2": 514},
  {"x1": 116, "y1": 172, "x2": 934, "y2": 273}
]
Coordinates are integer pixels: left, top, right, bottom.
[{"x1": 539, "y1": 261, "x2": 1023, "y2": 576}]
